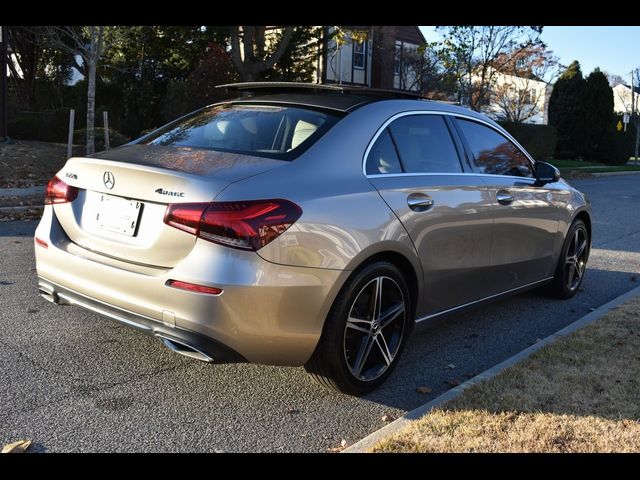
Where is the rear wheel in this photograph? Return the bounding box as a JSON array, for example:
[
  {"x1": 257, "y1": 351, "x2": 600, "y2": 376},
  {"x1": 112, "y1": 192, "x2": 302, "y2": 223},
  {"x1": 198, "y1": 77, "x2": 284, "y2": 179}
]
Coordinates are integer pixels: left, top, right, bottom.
[
  {"x1": 546, "y1": 219, "x2": 590, "y2": 299},
  {"x1": 305, "y1": 262, "x2": 411, "y2": 395}
]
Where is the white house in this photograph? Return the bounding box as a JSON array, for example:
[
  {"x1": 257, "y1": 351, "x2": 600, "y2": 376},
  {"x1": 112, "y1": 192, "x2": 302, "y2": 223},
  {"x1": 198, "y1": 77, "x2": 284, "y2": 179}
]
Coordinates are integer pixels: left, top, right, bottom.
[
  {"x1": 479, "y1": 70, "x2": 553, "y2": 125},
  {"x1": 613, "y1": 83, "x2": 639, "y2": 114}
]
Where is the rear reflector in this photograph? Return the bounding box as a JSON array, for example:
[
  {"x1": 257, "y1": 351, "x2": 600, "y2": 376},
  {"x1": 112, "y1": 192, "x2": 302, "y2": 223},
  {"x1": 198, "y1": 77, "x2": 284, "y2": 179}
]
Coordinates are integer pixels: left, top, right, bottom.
[
  {"x1": 45, "y1": 176, "x2": 79, "y2": 205},
  {"x1": 166, "y1": 280, "x2": 223, "y2": 295},
  {"x1": 35, "y1": 237, "x2": 49, "y2": 249},
  {"x1": 164, "y1": 199, "x2": 302, "y2": 251}
]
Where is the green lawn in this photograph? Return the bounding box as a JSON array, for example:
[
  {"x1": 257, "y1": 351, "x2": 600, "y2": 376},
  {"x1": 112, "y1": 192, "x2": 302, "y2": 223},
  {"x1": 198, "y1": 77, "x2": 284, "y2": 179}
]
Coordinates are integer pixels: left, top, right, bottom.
[{"x1": 549, "y1": 159, "x2": 640, "y2": 176}]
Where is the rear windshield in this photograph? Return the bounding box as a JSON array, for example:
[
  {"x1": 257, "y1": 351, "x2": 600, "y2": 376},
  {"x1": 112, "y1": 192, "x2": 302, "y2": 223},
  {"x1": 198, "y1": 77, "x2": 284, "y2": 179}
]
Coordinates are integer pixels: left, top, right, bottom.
[{"x1": 138, "y1": 103, "x2": 342, "y2": 160}]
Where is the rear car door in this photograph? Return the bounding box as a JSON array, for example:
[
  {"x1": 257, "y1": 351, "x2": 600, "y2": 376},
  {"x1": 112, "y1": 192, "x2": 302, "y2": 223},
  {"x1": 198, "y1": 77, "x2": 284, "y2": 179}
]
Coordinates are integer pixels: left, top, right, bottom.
[
  {"x1": 454, "y1": 118, "x2": 559, "y2": 294},
  {"x1": 366, "y1": 113, "x2": 495, "y2": 317}
]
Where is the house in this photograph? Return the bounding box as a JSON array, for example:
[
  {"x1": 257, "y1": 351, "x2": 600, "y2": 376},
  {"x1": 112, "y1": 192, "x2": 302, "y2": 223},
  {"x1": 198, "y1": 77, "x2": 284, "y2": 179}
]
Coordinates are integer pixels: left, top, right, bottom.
[
  {"x1": 477, "y1": 69, "x2": 553, "y2": 125},
  {"x1": 316, "y1": 26, "x2": 426, "y2": 92},
  {"x1": 613, "y1": 83, "x2": 640, "y2": 114}
]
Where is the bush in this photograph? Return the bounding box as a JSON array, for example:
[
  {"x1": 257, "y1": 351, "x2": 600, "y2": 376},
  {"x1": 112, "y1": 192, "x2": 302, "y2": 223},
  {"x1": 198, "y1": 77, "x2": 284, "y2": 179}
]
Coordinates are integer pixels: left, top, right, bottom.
[
  {"x1": 73, "y1": 128, "x2": 130, "y2": 153},
  {"x1": 7, "y1": 110, "x2": 71, "y2": 142},
  {"x1": 497, "y1": 122, "x2": 558, "y2": 161},
  {"x1": 597, "y1": 118, "x2": 636, "y2": 165}
]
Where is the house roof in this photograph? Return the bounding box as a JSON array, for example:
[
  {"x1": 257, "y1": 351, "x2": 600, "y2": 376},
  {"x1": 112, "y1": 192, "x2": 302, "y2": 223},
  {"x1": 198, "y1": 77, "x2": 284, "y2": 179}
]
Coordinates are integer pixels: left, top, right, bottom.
[
  {"x1": 339, "y1": 26, "x2": 426, "y2": 45},
  {"x1": 396, "y1": 26, "x2": 426, "y2": 45}
]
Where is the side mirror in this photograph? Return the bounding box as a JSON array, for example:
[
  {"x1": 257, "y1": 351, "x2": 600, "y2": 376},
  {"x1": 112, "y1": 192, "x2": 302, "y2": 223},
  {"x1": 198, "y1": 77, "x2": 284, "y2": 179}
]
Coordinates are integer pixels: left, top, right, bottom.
[{"x1": 535, "y1": 161, "x2": 560, "y2": 184}]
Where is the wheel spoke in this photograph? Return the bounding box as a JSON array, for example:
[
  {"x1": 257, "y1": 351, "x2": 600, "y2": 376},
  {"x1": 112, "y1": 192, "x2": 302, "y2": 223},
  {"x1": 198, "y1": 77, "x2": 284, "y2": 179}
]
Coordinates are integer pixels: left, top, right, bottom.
[
  {"x1": 573, "y1": 230, "x2": 580, "y2": 254},
  {"x1": 347, "y1": 316, "x2": 372, "y2": 334},
  {"x1": 567, "y1": 264, "x2": 576, "y2": 287},
  {"x1": 380, "y1": 303, "x2": 404, "y2": 329},
  {"x1": 368, "y1": 277, "x2": 382, "y2": 321},
  {"x1": 565, "y1": 255, "x2": 576, "y2": 265},
  {"x1": 575, "y1": 261, "x2": 584, "y2": 280},
  {"x1": 376, "y1": 333, "x2": 393, "y2": 366},
  {"x1": 353, "y1": 334, "x2": 375, "y2": 377},
  {"x1": 576, "y1": 239, "x2": 588, "y2": 258}
]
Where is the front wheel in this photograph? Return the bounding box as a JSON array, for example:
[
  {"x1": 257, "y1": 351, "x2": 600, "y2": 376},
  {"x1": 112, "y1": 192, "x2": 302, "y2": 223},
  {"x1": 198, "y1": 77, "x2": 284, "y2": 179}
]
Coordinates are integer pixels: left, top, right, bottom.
[
  {"x1": 546, "y1": 219, "x2": 590, "y2": 299},
  {"x1": 305, "y1": 262, "x2": 412, "y2": 395}
]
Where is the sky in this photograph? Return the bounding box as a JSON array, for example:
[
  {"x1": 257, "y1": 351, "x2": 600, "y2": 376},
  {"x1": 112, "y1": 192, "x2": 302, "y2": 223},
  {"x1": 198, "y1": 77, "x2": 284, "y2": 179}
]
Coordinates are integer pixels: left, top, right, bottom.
[{"x1": 419, "y1": 26, "x2": 640, "y2": 82}]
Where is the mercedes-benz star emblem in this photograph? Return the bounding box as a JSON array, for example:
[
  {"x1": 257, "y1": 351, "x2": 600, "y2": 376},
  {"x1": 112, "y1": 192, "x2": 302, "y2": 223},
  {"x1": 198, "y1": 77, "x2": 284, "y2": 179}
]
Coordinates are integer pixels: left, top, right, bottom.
[{"x1": 103, "y1": 171, "x2": 115, "y2": 190}]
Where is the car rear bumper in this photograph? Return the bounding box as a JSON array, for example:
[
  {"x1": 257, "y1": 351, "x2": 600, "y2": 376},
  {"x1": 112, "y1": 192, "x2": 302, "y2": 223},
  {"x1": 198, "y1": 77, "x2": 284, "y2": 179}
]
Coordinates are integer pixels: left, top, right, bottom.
[{"x1": 34, "y1": 206, "x2": 350, "y2": 365}]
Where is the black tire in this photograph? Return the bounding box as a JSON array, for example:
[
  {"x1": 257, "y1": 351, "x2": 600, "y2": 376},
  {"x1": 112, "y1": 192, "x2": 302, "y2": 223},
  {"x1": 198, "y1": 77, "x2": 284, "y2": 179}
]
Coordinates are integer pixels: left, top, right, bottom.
[
  {"x1": 304, "y1": 261, "x2": 412, "y2": 395},
  {"x1": 545, "y1": 219, "x2": 590, "y2": 299}
]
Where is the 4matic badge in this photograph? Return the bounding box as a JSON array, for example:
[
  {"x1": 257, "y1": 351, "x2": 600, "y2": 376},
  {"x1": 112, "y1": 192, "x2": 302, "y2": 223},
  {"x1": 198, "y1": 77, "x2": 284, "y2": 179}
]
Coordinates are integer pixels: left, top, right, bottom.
[{"x1": 155, "y1": 188, "x2": 185, "y2": 197}]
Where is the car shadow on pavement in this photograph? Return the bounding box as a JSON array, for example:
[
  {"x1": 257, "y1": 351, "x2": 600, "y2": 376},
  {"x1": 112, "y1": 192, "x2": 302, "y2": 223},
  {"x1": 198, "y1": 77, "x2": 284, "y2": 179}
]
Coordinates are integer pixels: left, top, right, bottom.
[{"x1": 362, "y1": 266, "x2": 640, "y2": 411}]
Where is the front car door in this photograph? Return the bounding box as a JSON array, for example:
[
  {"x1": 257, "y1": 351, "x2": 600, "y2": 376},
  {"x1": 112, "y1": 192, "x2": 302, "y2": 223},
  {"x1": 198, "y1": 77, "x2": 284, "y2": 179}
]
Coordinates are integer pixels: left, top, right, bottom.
[
  {"x1": 453, "y1": 118, "x2": 559, "y2": 294},
  {"x1": 365, "y1": 113, "x2": 495, "y2": 318}
]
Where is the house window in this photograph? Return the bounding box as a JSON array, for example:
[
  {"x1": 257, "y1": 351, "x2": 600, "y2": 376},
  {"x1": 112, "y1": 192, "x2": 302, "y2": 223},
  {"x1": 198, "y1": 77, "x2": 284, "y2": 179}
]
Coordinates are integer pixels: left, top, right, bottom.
[
  {"x1": 394, "y1": 44, "x2": 401, "y2": 75},
  {"x1": 353, "y1": 40, "x2": 366, "y2": 70}
]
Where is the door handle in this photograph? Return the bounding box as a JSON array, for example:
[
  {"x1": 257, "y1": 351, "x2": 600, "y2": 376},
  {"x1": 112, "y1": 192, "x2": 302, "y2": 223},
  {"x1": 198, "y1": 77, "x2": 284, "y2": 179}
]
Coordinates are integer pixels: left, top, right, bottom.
[
  {"x1": 407, "y1": 193, "x2": 434, "y2": 212},
  {"x1": 496, "y1": 190, "x2": 514, "y2": 205}
]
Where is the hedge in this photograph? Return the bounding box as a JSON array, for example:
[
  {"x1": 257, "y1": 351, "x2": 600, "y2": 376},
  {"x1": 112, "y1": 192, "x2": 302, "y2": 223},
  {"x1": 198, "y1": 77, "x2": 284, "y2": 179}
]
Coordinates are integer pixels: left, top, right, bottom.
[
  {"x1": 73, "y1": 128, "x2": 130, "y2": 153},
  {"x1": 497, "y1": 121, "x2": 558, "y2": 161},
  {"x1": 8, "y1": 110, "x2": 70, "y2": 142}
]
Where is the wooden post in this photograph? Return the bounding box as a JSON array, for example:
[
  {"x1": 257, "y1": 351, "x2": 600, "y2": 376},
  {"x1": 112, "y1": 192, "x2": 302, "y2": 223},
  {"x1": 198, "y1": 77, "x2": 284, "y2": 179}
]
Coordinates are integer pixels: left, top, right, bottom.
[
  {"x1": 67, "y1": 109, "x2": 75, "y2": 159},
  {"x1": 103, "y1": 111, "x2": 110, "y2": 150}
]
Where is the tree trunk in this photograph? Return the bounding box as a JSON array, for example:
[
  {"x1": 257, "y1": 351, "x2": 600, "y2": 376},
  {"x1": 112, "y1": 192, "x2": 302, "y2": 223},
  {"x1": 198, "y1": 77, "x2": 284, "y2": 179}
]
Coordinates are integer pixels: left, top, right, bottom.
[{"x1": 86, "y1": 28, "x2": 99, "y2": 155}]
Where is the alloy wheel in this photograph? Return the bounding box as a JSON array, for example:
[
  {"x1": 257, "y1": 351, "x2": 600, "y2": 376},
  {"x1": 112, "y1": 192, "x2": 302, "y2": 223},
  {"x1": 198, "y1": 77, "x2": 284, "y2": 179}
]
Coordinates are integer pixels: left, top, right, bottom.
[
  {"x1": 343, "y1": 276, "x2": 406, "y2": 382},
  {"x1": 565, "y1": 226, "x2": 589, "y2": 292}
]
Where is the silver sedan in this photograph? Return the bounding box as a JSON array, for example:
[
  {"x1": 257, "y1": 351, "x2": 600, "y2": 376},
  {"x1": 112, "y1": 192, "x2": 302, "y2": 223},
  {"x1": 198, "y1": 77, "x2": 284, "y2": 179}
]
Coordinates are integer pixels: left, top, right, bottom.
[{"x1": 34, "y1": 83, "x2": 591, "y2": 395}]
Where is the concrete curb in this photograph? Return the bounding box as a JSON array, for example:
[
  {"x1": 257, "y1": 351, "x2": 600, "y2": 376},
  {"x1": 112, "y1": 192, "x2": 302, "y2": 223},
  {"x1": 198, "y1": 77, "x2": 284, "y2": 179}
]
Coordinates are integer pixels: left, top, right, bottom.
[
  {"x1": 343, "y1": 283, "x2": 640, "y2": 453},
  {"x1": 0, "y1": 186, "x2": 45, "y2": 197},
  {"x1": 591, "y1": 170, "x2": 640, "y2": 177}
]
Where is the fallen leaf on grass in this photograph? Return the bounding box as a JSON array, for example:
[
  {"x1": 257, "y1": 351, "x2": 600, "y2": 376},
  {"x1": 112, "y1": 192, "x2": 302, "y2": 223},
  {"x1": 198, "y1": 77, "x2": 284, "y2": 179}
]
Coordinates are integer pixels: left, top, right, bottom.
[
  {"x1": 416, "y1": 386, "x2": 432, "y2": 394},
  {"x1": 443, "y1": 379, "x2": 460, "y2": 387},
  {"x1": 2, "y1": 440, "x2": 32, "y2": 453},
  {"x1": 381, "y1": 414, "x2": 395, "y2": 423}
]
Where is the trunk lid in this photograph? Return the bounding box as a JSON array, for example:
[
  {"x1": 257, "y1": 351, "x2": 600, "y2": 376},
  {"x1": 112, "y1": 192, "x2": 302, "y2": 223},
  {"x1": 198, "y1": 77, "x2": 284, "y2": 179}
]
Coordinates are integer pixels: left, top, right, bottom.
[{"x1": 53, "y1": 145, "x2": 284, "y2": 267}]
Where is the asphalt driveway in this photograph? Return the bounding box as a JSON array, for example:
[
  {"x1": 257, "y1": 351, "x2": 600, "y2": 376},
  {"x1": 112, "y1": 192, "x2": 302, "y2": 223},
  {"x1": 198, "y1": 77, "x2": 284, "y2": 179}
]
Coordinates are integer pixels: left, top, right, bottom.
[{"x1": 1, "y1": 174, "x2": 639, "y2": 452}]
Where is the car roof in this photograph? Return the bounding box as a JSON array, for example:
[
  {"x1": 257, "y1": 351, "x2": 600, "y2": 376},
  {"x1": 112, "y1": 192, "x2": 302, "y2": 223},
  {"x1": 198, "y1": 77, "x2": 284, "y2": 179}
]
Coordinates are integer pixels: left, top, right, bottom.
[{"x1": 220, "y1": 82, "x2": 490, "y2": 123}]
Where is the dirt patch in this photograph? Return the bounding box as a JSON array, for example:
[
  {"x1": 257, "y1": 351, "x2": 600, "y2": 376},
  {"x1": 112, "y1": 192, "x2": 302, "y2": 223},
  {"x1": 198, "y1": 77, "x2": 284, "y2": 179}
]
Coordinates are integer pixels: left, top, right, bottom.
[
  {"x1": 373, "y1": 296, "x2": 640, "y2": 453},
  {"x1": 0, "y1": 140, "x2": 83, "y2": 188}
]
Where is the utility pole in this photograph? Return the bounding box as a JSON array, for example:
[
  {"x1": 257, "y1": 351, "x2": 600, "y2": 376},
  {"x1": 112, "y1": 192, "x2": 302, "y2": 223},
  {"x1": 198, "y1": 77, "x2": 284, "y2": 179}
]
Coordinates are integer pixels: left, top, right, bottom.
[
  {"x1": 633, "y1": 68, "x2": 639, "y2": 165},
  {"x1": 0, "y1": 26, "x2": 8, "y2": 142}
]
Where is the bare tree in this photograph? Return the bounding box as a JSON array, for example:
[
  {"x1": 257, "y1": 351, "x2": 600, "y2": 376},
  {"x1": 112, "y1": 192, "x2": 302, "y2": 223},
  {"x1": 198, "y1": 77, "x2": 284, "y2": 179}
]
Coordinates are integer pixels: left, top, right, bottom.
[
  {"x1": 396, "y1": 42, "x2": 456, "y2": 98},
  {"x1": 614, "y1": 68, "x2": 640, "y2": 163},
  {"x1": 46, "y1": 26, "x2": 108, "y2": 155},
  {"x1": 228, "y1": 26, "x2": 294, "y2": 82},
  {"x1": 437, "y1": 26, "x2": 544, "y2": 111},
  {"x1": 491, "y1": 45, "x2": 560, "y2": 123},
  {"x1": 606, "y1": 72, "x2": 626, "y2": 87}
]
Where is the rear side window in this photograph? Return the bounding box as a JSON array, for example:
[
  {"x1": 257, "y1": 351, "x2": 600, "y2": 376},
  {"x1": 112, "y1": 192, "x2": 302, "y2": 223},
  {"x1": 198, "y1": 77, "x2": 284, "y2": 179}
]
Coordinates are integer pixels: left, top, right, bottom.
[
  {"x1": 457, "y1": 119, "x2": 533, "y2": 177},
  {"x1": 388, "y1": 115, "x2": 462, "y2": 174},
  {"x1": 139, "y1": 104, "x2": 341, "y2": 160},
  {"x1": 365, "y1": 130, "x2": 403, "y2": 175}
]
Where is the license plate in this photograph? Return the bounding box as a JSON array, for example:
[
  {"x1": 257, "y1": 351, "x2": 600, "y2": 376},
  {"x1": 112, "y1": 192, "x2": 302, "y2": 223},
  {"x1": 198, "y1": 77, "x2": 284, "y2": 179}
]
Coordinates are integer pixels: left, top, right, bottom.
[{"x1": 95, "y1": 193, "x2": 142, "y2": 236}]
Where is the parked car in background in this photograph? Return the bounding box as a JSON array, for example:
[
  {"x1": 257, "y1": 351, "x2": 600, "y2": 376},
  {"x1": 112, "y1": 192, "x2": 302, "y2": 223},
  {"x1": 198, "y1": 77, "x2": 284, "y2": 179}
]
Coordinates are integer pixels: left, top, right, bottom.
[{"x1": 35, "y1": 83, "x2": 591, "y2": 395}]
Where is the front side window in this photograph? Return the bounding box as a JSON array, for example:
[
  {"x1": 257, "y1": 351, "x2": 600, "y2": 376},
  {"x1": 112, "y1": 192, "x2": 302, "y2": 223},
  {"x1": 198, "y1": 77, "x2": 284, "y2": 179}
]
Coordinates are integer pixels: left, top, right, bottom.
[
  {"x1": 387, "y1": 115, "x2": 463, "y2": 174},
  {"x1": 139, "y1": 104, "x2": 341, "y2": 160},
  {"x1": 353, "y1": 40, "x2": 366, "y2": 69},
  {"x1": 457, "y1": 119, "x2": 533, "y2": 177}
]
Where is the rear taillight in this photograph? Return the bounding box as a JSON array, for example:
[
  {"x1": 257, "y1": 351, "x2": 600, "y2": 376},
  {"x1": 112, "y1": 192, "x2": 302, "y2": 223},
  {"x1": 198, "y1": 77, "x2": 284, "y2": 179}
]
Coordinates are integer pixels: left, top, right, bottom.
[
  {"x1": 44, "y1": 176, "x2": 78, "y2": 205},
  {"x1": 163, "y1": 199, "x2": 302, "y2": 251}
]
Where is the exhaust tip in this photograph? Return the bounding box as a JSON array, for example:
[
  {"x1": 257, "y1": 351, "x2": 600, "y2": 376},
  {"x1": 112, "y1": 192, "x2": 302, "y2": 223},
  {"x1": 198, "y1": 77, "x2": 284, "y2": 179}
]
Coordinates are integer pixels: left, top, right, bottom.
[
  {"x1": 39, "y1": 288, "x2": 60, "y2": 304},
  {"x1": 156, "y1": 335, "x2": 213, "y2": 363}
]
